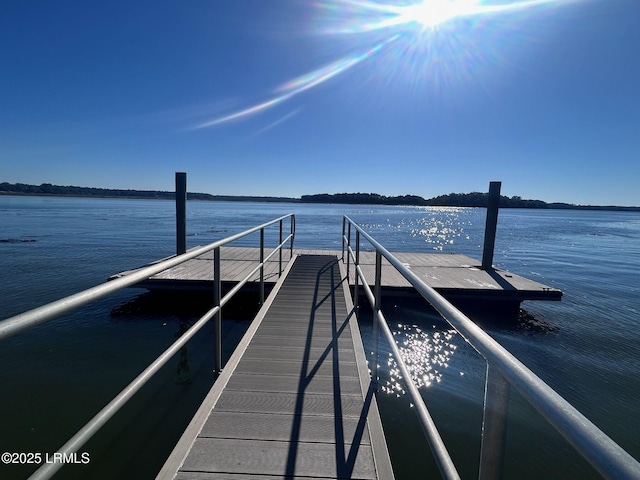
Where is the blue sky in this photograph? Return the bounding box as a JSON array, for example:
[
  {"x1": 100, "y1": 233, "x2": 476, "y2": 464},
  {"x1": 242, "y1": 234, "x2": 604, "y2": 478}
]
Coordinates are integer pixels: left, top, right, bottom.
[{"x1": 1, "y1": 0, "x2": 639, "y2": 205}]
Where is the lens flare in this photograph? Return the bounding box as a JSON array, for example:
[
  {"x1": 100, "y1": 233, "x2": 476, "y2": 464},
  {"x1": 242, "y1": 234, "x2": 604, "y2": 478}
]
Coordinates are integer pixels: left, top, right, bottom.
[
  {"x1": 193, "y1": 34, "x2": 399, "y2": 129},
  {"x1": 318, "y1": 0, "x2": 575, "y2": 33},
  {"x1": 194, "y1": 0, "x2": 579, "y2": 130}
]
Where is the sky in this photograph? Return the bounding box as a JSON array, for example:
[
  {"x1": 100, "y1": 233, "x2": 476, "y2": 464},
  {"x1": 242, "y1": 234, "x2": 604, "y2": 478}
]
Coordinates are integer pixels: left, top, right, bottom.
[{"x1": 1, "y1": 0, "x2": 639, "y2": 206}]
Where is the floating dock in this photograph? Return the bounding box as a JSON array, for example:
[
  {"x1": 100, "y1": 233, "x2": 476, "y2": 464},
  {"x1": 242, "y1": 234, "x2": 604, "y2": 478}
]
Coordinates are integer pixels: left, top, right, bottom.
[
  {"x1": 112, "y1": 246, "x2": 562, "y2": 305},
  {"x1": 157, "y1": 254, "x2": 394, "y2": 479}
]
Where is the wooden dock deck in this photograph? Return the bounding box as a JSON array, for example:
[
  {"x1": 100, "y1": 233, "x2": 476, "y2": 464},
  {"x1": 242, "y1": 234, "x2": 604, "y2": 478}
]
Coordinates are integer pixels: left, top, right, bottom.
[
  {"x1": 112, "y1": 246, "x2": 562, "y2": 304},
  {"x1": 157, "y1": 254, "x2": 393, "y2": 479}
]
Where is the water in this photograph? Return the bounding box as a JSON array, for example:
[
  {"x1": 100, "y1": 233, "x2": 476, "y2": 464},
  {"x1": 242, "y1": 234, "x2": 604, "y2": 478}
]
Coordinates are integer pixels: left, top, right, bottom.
[{"x1": 1, "y1": 196, "x2": 639, "y2": 479}]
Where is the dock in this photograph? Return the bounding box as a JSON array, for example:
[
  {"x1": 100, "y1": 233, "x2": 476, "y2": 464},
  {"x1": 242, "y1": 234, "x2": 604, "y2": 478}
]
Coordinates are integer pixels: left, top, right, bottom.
[
  {"x1": 122, "y1": 244, "x2": 560, "y2": 477},
  {"x1": 157, "y1": 253, "x2": 394, "y2": 479},
  {"x1": 112, "y1": 246, "x2": 562, "y2": 304}
]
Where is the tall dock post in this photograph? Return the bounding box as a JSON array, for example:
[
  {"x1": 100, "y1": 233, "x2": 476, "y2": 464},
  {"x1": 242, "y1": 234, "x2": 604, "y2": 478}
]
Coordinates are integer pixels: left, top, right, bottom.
[
  {"x1": 482, "y1": 181, "x2": 501, "y2": 270},
  {"x1": 176, "y1": 172, "x2": 187, "y2": 255}
]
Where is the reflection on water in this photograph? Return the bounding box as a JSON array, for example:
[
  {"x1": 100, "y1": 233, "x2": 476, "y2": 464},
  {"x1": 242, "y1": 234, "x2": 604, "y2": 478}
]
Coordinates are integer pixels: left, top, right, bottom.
[
  {"x1": 174, "y1": 319, "x2": 193, "y2": 386},
  {"x1": 383, "y1": 323, "x2": 460, "y2": 396},
  {"x1": 405, "y1": 207, "x2": 472, "y2": 251},
  {"x1": 356, "y1": 206, "x2": 479, "y2": 253},
  {"x1": 373, "y1": 306, "x2": 560, "y2": 403}
]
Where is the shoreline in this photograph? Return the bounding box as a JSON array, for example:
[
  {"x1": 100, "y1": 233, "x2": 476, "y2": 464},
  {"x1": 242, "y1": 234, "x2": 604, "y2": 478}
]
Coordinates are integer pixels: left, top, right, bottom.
[{"x1": 2, "y1": 185, "x2": 639, "y2": 212}]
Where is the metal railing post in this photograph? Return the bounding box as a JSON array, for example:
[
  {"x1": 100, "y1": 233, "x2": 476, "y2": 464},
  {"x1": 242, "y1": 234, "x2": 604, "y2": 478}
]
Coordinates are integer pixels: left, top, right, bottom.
[
  {"x1": 259, "y1": 228, "x2": 265, "y2": 305},
  {"x1": 346, "y1": 221, "x2": 351, "y2": 282},
  {"x1": 290, "y1": 215, "x2": 295, "y2": 258},
  {"x1": 479, "y1": 366, "x2": 510, "y2": 480},
  {"x1": 354, "y1": 230, "x2": 360, "y2": 316},
  {"x1": 213, "y1": 246, "x2": 222, "y2": 373},
  {"x1": 341, "y1": 216, "x2": 346, "y2": 260},
  {"x1": 279, "y1": 219, "x2": 283, "y2": 276},
  {"x1": 372, "y1": 250, "x2": 382, "y2": 388}
]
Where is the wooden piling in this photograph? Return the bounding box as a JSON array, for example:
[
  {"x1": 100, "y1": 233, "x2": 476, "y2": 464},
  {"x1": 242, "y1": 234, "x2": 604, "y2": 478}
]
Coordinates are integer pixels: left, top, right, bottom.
[
  {"x1": 482, "y1": 181, "x2": 501, "y2": 270},
  {"x1": 175, "y1": 172, "x2": 187, "y2": 256}
]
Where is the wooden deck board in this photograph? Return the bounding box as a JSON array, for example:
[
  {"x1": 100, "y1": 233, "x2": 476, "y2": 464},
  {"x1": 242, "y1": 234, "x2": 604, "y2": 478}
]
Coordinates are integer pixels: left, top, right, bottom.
[{"x1": 157, "y1": 254, "x2": 393, "y2": 480}]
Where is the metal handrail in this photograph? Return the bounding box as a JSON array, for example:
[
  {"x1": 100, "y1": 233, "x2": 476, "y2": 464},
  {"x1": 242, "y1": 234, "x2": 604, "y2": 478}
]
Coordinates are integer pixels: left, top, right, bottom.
[
  {"x1": 0, "y1": 214, "x2": 295, "y2": 480},
  {"x1": 342, "y1": 215, "x2": 640, "y2": 480},
  {"x1": 0, "y1": 213, "x2": 294, "y2": 340}
]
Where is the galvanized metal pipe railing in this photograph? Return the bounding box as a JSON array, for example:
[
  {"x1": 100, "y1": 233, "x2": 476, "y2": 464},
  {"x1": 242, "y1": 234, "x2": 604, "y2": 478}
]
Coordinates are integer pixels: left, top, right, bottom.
[
  {"x1": 212, "y1": 226, "x2": 294, "y2": 372},
  {"x1": 0, "y1": 214, "x2": 295, "y2": 480},
  {"x1": 343, "y1": 218, "x2": 461, "y2": 480},
  {"x1": 342, "y1": 215, "x2": 640, "y2": 480},
  {"x1": 0, "y1": 213, "x2": 294, "y2": 341}
]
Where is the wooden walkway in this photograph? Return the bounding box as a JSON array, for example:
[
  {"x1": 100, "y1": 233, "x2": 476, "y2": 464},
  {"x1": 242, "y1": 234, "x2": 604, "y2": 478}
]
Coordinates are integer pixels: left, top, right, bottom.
[
  {"x1": 112, "y1": 246, "x2": 561, "y2": 303},
  {"x1": 157, "y1": 254, "x2": 394, "y2": 480}
]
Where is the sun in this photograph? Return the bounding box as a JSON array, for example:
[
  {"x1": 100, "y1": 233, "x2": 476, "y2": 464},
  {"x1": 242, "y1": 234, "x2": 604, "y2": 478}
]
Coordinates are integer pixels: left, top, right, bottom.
[
  {"x1": 400, "y1": 0, "x2": 479, "y2": 28},
  {"x1": 314, "y1": 0, "x2": 568, "y2": 35}
]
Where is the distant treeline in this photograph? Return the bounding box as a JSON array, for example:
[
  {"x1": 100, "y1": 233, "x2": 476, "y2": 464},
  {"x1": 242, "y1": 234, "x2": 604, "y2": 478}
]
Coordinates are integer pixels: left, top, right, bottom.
[
  {"x1": 0, "y1": 183, "x2": 296, "y2": 203},
  {"x1": 2, "y1": 182, "x2": 639, "y2": 211},
  {"x1": 301, "y1": 192, "x2": 548, "y2": 207},
  {"x1": 300, "y1": 192, "x2": 640, "y2": 211}
]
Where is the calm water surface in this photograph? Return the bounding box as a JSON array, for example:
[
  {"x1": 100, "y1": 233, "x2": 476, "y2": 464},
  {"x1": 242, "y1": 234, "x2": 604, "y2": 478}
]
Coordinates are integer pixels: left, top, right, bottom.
[{"x1": 1, "y1": 196, "x2": 639, "y2": 479}]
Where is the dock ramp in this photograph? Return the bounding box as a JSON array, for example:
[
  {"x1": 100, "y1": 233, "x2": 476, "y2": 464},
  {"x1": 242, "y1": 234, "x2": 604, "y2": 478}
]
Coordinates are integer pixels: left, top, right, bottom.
[{"x1": 157, "y1": 254, "x2": 394, "y2": 479}]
